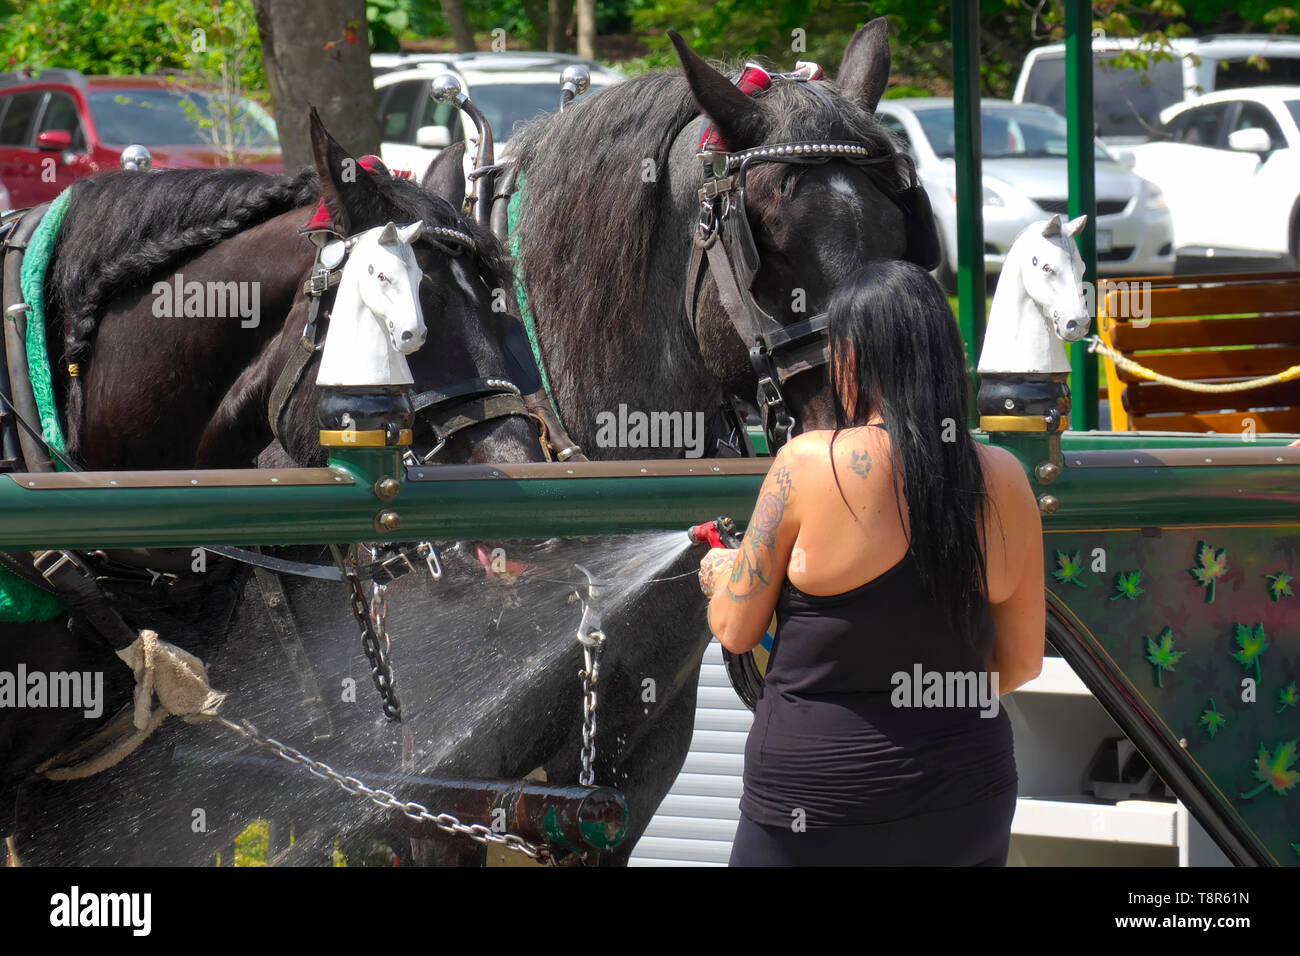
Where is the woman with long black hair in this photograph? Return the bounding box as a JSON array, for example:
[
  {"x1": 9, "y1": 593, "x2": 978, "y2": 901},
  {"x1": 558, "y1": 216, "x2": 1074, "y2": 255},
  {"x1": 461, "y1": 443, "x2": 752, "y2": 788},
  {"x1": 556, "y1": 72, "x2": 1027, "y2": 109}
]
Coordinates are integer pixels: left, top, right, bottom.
[{"x1": 699, "y1": 259, "x2": 1044, "y2": 866}]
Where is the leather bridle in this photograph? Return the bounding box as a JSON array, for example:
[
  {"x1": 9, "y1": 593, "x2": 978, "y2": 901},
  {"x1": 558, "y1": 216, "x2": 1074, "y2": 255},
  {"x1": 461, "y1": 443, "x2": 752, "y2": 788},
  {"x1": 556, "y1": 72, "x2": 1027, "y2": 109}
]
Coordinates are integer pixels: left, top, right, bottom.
[
  {"x1": 269, "y1": 222, "x2": 534, "y2": 462},
  {"x1": 685, "y1": 140, "x2": 901, "y2": 451}
]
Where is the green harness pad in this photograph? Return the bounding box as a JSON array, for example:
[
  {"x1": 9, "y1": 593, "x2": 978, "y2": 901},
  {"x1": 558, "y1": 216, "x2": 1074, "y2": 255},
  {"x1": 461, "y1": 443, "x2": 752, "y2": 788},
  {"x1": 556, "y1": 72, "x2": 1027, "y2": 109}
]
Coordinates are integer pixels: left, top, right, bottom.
[
  {"x1": 2, "y1": 189, "x2": 72, "y2": 622},
  {"x1": 507, "y1": 173, "x2": 559, "y2": 412}
]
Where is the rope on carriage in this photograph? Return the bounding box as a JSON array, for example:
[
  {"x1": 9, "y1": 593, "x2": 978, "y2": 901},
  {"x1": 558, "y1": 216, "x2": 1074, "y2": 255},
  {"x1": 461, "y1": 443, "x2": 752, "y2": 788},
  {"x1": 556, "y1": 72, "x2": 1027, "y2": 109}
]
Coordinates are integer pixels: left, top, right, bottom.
[
  {"x1": 37, "y1": 628, "x2": 226, "y2": 780},
  {"x1": 1086, "y1": 335, "x2": 1300, "y2": 393}
]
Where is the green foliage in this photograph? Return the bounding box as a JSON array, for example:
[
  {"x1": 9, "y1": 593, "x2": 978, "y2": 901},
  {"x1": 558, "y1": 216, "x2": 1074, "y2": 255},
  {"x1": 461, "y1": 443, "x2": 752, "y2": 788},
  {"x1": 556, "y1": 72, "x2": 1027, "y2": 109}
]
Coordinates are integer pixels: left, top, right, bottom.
[
  {"x1": 1278, "y1": 681, "x2": 1298, "y2": 714},
  {"x1": 0, "y1": 0, "x2": 266, "y2": 97}
]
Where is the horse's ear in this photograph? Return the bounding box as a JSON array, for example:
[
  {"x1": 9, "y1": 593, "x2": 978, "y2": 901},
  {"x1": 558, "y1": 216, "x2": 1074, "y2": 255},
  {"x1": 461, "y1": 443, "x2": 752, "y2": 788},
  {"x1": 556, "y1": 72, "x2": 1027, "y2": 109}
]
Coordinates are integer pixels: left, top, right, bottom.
[
  {"x1": 310, "y1": 106, "x2": 382, "y2": 236},
  {"x1": 668, "y1": 30, "x2": 765, "y2": 147},
  {"x1": 1042, "y1": 214, "x2": 1063, "y2": 237},
  {"x1": 422, "y1": 141, "x2": 466, "y2": 208},
  {"x1": 836, "y1": 17, "x2": 892, "y2": 113},
  {"x1": 1064, "y1": 214, "x2": 1088, "y2": 237}
]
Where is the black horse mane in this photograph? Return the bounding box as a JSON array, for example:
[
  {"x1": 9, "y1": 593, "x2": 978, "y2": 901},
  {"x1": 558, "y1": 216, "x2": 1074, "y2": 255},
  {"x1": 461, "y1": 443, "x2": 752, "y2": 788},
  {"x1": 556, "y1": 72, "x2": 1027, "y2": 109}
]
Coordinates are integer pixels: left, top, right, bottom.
[
  {"x1": 46, "y1": 165, "x2": 511, "y2": 381},
  {"x1": 508, "y1": 67, "x2": 912, "y2": 382}
]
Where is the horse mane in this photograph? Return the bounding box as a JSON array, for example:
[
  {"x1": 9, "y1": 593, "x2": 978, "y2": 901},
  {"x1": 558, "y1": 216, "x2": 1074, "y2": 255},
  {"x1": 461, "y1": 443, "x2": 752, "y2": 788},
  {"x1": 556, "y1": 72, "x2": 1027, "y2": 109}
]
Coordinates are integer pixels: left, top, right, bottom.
[
  {"x1": 508, "y1": 67, "x2": 913, "y2": 384},
  {"x1": 46, "y1": 163, "x2": 510, "y2": 392}
]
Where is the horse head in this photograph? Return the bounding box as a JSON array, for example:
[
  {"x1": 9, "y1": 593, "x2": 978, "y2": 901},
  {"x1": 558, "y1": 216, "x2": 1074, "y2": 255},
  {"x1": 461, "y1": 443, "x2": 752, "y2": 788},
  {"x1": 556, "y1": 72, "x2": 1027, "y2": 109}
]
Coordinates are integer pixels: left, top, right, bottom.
[
  {"x1": 1018, "y1": 214, "x2": 1090, "y2": 344},
  {"x1": 278, "y1": 113, "x2": 543, "y2": 466},
  {"x1": 978, "y1": 214, "x2": 1090, "y2": 377},
  {"x1": 668, "y1": 19, "x2": 921, "y2": 437}
]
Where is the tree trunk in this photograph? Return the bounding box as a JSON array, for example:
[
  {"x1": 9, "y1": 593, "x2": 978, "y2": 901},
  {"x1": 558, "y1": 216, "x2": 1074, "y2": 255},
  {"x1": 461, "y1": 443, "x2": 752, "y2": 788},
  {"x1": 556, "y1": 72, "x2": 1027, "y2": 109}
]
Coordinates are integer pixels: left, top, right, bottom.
[
  {"x1": 438, "y1": 0, "x2": 476, "y2": 53},
  {"x1": 575, "y1": 0, "x2": 596, "y2": 60},
  {"x1": 547, "y1": 0, "x2": 572, "y2": 53},
  {"x1": 519, "y1": 0, "x2": 547, "y2": 47},
  {"x1": 252, "y1": 0, "x2": 381, "y2": 171}
]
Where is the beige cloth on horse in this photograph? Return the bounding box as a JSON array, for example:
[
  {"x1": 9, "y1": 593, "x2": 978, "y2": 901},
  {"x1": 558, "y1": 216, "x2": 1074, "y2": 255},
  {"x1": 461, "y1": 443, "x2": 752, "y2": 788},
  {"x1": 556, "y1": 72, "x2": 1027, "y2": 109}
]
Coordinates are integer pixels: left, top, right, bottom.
[{"x1": 38, "y1": 629, "x2": 225, "y2": 781}]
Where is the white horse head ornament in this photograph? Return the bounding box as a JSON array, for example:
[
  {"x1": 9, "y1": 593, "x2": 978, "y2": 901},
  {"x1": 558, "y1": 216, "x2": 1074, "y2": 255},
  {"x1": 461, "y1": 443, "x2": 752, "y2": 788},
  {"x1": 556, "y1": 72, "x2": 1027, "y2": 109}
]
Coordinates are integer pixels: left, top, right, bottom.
[
  {"x1": 977, "y1": 214, "x2": 1090, "y2": 375},
  {"x1": 316, "y1": 220, "x2": 427, "y2": 387}
]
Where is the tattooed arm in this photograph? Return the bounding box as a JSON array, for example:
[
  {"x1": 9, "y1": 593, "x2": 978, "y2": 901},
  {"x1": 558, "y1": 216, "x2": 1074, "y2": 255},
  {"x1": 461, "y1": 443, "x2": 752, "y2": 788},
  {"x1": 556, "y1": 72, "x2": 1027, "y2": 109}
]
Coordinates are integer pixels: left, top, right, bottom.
[{"x1": 703, "y1": 445, "x2": 800, "y2": 654}]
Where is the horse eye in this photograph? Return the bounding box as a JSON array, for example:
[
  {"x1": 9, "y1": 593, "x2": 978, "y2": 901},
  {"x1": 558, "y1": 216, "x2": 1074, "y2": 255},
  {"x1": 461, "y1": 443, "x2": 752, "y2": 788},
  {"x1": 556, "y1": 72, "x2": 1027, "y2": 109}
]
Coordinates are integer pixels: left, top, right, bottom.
[
  {"x1": 1043, "y1": 264, "x2": 1051, "y2": 273},
  {"x1": 378, "y1": 272, "x2": 389, "y2": 283}
]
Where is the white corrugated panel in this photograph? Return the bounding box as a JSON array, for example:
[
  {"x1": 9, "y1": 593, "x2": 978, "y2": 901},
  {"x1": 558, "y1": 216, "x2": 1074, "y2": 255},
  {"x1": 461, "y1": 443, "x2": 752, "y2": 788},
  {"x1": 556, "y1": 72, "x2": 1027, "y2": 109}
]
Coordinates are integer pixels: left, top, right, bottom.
[{"x1": 629, "y1": 640, "x2": 751, "y2": 866}]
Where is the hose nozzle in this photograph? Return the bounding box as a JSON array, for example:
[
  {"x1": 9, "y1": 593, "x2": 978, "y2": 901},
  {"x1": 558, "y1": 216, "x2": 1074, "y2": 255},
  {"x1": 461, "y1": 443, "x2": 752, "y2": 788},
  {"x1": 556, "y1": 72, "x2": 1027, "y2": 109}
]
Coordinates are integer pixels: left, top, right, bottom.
[{"x1": 687, "y1": 516, "x2": 739, "y2": 549}]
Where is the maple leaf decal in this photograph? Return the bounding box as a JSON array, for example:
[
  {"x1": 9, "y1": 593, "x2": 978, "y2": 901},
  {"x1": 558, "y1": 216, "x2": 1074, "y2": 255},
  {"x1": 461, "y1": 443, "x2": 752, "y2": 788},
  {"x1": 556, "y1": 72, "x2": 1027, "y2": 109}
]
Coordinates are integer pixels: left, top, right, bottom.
[
  {"x1": 1279, "y1": 682, "x2": 1298, "y2": 715},
  {"x1": 1231, "y1": 622, "x2": 1269, "y2": 685},
  {"x1": 1188, "y1": 541, "x2": 1227, "y2": 603},
  {"x1": 1144, "y1": 626, "x2": 1184, "y2": 688},
  {"x1": 1052, "y1": 550, "x2": 1086, "y2": 588},
  {"x1": 1199, "y1": 698, "x2": 1227, "y2": 739},
  {"x1": 1240, "y1": 739, "x2": 1300, "y2": 799},
  {"x1": 1111, "y1": 569, "x2": 1144, "y2": 601},
  {"x1": 1266, "y1": 572, "x2": 1294, "y2": 602}
]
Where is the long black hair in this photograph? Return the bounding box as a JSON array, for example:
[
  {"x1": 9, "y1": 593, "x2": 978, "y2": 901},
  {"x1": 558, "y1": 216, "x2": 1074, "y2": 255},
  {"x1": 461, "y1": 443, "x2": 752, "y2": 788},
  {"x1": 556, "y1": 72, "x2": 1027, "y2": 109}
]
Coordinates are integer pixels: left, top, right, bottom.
[{"x1": 826, "y1": 259, "x2": 991, "y2": 647}]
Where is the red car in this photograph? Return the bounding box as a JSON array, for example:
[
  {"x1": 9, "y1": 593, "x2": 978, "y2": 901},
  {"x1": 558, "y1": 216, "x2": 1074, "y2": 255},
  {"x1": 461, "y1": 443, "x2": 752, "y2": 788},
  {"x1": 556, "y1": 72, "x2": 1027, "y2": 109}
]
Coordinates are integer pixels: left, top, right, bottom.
[{"x1": 0, "y1": 69, "x2": 283, "y2": 208}]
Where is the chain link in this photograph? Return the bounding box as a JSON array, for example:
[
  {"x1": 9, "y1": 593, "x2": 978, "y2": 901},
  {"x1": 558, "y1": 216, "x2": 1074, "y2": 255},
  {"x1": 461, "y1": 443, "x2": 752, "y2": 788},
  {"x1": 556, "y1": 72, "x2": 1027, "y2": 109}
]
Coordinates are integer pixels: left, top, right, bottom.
[
  {"x1": 577, "y1": 628, "x2": 606, "y2": 787},
  {"x1": 346, "y1": 573, "x2": 403, "y2": 721},
  {"x1": 214, "y1": 716, "x2": 555, "y2": 864}
]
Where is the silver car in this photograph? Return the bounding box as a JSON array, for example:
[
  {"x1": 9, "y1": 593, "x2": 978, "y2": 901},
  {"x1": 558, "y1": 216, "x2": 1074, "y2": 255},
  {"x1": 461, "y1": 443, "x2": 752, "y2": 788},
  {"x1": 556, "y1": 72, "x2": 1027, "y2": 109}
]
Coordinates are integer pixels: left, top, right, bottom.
[{"x1": 876, "y1": 98, "x2": 1174, "y2": 289}]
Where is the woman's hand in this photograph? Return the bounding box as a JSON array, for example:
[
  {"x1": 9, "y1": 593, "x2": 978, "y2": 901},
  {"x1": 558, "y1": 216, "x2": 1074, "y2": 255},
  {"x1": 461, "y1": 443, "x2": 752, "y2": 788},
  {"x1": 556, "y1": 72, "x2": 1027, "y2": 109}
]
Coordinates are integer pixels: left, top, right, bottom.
[{"x1": 699, "y1": 547, "x2": 738, "y2": 598}]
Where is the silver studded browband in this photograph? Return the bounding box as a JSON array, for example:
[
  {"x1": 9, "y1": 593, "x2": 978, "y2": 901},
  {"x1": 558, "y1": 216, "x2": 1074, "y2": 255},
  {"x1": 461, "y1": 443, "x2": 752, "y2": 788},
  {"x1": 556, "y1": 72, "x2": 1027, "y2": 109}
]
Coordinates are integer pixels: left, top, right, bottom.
[{"x1": 718, "y1": 141, "x2": 893, "y2": 171}]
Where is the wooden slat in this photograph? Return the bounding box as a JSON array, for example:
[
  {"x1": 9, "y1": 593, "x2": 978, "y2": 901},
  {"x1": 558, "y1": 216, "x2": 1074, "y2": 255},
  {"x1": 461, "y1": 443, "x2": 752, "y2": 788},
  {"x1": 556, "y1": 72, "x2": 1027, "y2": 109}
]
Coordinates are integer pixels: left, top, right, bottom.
[
  {"x1": 1108, "y1": 314, "x2": 1300, "y2": 351},
  {"x1": 1131, "y1": 409, "x2": 1300, "y2": 433},
  {"x1": 1101, "y1": 270, "x2": 1300, "y2": 287},
  {"x1": 1111, "y1": 345, "x2": 1300, "y2": 384},
  {"x1": 1123, "y1": 378, "x2": 1300, "y2": 415},
  {"x1": 1099, "y1": 274, "x2": 1300, "y2": 319}
]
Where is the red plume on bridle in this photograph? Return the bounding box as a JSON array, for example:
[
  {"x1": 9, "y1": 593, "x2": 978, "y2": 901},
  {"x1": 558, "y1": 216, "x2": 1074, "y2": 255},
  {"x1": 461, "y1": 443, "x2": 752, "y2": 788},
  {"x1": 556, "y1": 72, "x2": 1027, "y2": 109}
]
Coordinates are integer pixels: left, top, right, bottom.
[
  {"x1": 696, "y1": 61, "x2": 825, "y2": 153},
  {"x1": 304, "y1": 154, "x2": 412, "y2": 232}
]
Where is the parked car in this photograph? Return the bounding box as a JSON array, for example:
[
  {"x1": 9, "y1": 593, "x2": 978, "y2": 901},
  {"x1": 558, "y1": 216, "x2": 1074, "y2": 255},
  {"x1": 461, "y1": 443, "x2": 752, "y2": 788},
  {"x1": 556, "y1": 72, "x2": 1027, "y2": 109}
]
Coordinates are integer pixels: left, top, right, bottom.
[
  {"x1": 372, "y1": 51, "x2": 624, "y2": 181},
  {"x1": 1122, "y1": 86, "x2": 1300, "y2": 266},
  {"x1": 876, "y1": 98, "x2": 1174, "y2": 289},
  {"x1": 0, "y1": 179, "x2": 11, "y2": 214},
  {"x1": 0, "y1": 69, "x2": 282, "y2": 208},
  {"x1": 1015, "y1": 34, "x2": 1300, "y2": 144}
]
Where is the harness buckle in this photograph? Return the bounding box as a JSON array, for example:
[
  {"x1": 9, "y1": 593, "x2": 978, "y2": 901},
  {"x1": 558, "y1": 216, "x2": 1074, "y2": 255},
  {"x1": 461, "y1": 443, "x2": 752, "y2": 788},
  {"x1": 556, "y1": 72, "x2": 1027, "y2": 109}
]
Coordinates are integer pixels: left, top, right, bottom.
[{"x1": 304, "y1": 268, "x2": 336, "y2": 296}]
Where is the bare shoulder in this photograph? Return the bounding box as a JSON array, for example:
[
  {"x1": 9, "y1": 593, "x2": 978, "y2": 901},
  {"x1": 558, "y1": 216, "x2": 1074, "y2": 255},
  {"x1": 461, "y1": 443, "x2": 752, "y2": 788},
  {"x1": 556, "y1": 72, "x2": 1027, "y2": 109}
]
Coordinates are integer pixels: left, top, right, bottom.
[{"x1": 975, "y1": 442, "x2": 1039, "y2": 528}]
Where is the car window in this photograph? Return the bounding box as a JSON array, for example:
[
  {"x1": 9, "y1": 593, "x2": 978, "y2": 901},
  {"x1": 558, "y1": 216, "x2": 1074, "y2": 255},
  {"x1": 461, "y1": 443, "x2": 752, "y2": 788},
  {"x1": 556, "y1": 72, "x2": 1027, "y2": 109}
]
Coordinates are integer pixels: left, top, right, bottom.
[
  {"x1": 1288, "y1": 100, "x2": 1300, "y2": 133},
  {"x1": 913, "y1": 106, "x2": 1109, "y2": 160},
  {"x1": 1216, "y1": 56, "x2": 1300, "y2": 89},
  {"x1": 1230, "y1": 101, "x2": 1285, "y2": 151},
  {"x1": 86, "y1": 89, "x2": 277, "y2": 148},
  {"x1": 468, "y1": 83, "x2": 583, "y2": 143},
  {"x1": 0, "y1": 91, "x2": 44, "y2": 147},
  {"x1": 418, "y1": 95, "x2": 464, "y2": 143},
  {"x1": 379, "y1": 80, "x2": 423, "y2": 143},
  {"x1": 877, "y1": 112, "x2": 912, "y2": 151},
  {"x1": 1020, "y1": 51, "x2": 1185, "y2": 139},
  {"x1": 37, "y1": 91, "x2": 86, "y2": 150},
  {"x1": 1172, "y1": 103, "x2": 1230, "y2": 146}
]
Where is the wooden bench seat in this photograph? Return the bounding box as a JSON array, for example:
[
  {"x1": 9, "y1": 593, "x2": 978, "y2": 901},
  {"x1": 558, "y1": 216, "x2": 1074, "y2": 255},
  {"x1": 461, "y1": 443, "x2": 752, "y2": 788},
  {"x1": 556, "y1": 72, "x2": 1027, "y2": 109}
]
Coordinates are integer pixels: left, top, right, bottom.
[{"x1": 1097, "y1": 271, "x2": 1300, "y2": 433}]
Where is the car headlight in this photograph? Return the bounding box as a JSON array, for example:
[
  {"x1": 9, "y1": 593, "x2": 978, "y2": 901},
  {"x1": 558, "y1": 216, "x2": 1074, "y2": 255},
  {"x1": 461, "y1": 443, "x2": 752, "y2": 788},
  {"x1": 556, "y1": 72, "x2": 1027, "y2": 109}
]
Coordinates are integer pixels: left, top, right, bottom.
[
  {"x1": 943, "y1": 183, "x2": 1005, "y2": 207},
  {"x1": 1144, "y1": 185, "x2": 1166, "y2": 210}
]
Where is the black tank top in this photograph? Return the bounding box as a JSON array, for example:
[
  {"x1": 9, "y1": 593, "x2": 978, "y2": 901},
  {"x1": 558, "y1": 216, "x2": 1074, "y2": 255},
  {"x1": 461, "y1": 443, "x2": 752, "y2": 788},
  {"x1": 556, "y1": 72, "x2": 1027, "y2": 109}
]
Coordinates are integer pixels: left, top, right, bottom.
[{"x1": 739, "y1": 466, "x2": 1018, "y2": 828}]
